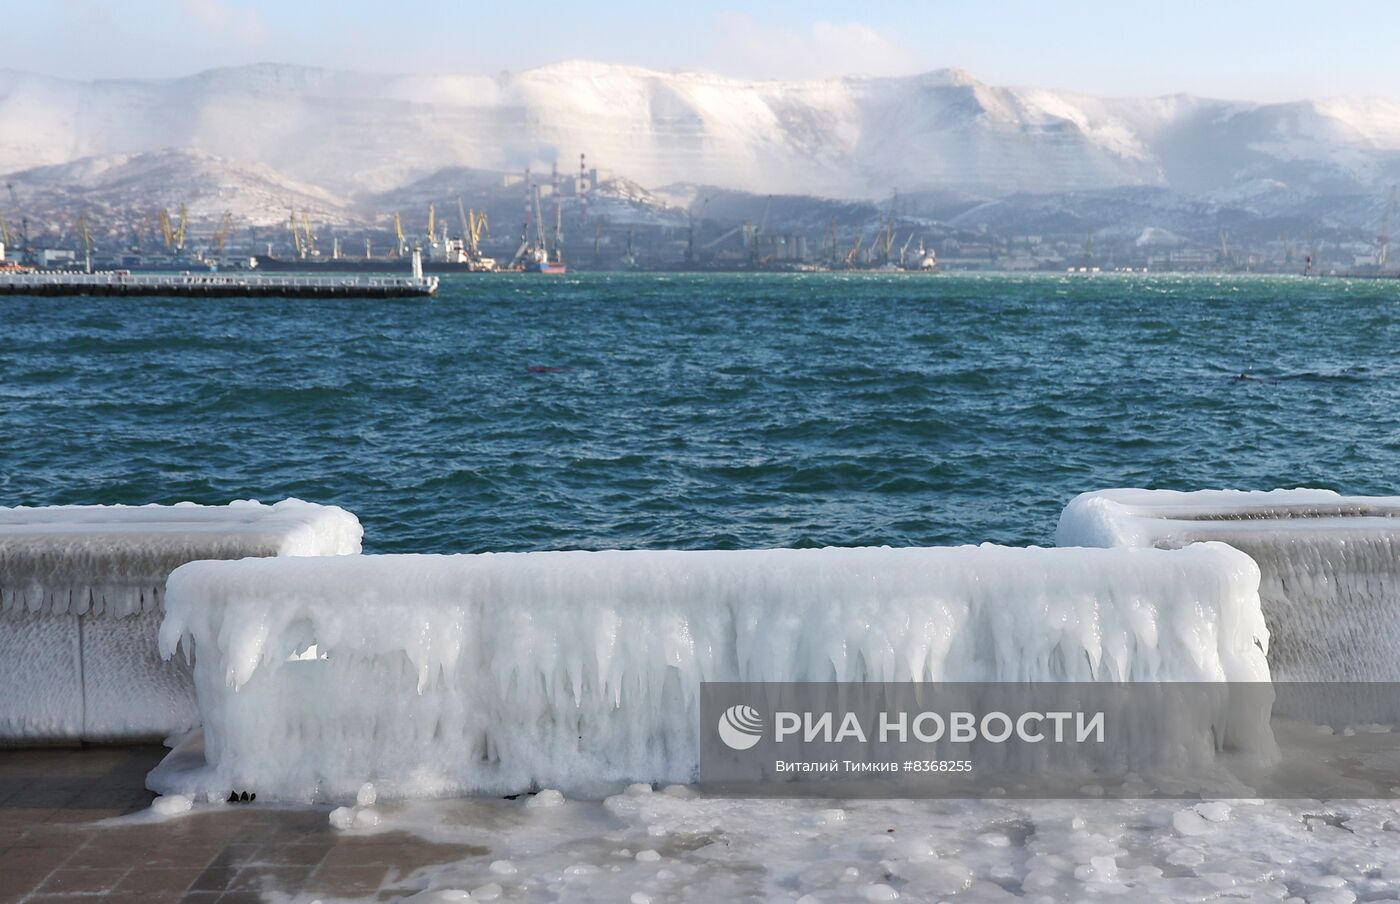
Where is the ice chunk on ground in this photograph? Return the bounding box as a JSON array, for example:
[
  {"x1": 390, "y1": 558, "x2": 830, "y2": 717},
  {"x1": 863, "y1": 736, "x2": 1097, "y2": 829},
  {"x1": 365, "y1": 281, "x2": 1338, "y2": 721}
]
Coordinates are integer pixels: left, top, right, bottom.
[
  {"x1": 1, "y1": 498, "x2": 361, "y2": 744},
  {"x1": 152, "y1": 544, "x2": 1270, "y2": 801},
  {"x1": 1057, "y1": 488, "x2": 1400, "y2": 680},
  {"x1": 336, "y1": 792, "x2": 1400, "y2": 904},
  {"x1": 149, "y1": 793, "x2": 192, "y2": 817}
]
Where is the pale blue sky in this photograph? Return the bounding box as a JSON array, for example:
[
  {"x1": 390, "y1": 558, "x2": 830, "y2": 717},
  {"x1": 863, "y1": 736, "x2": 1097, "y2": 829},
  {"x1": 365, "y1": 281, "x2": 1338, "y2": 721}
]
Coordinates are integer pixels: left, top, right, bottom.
[{"x1": 2, "y1": 0, "x2": 1398, "y2": 101}]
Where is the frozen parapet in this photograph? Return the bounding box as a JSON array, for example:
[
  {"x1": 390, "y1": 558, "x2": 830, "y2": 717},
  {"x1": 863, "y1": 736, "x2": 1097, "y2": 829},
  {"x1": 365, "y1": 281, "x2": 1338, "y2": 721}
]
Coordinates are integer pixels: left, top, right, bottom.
[
  {"x1": 0, "y1": 498, "x2": 362, "y2": 617},
  {"x1": 152, "y1": 544, "x2": 1270, "y2": 801},
  {"x1": 1056, "y1": 488, "x2": 1400, "y2": 681},
  {"x1": 0, "y1": 498, "x2": 362, "y2": 744}
]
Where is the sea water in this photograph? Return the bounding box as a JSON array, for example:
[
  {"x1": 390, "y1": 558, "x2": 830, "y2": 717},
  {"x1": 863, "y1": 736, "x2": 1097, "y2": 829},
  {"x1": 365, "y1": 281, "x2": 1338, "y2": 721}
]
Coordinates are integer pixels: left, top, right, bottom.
[{"x1": 1, "y1": 272, "x2": 1396, "y2": 551}]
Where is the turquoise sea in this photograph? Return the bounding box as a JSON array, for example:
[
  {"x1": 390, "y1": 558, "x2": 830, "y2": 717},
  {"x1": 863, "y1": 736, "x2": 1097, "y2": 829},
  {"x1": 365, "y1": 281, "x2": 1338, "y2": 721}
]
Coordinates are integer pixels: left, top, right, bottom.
[{"x1": 1, "y1": 272, "x2": 1396, "y2": 552}]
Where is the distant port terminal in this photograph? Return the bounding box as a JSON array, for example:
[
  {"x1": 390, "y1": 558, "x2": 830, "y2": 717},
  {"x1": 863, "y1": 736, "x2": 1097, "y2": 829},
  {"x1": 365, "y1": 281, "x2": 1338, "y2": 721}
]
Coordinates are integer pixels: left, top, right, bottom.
[{"x1": 0, "y1": 152, "x2": 1396, "y2": 280}]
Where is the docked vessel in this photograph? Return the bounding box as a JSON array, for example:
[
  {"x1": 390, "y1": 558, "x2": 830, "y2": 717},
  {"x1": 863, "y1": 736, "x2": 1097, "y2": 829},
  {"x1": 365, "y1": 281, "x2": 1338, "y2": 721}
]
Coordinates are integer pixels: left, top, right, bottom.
[
  {"x1": 508, "y1": 172, "x2": 568, "y2": 274},
  {"x1": 522, "y1": 246, "x2": 567, "y2": 275}
]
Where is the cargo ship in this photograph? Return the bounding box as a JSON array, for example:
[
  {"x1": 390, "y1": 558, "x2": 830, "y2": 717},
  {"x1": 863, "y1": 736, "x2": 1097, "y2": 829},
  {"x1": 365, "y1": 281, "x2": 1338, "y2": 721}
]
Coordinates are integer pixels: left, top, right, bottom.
[
  {"x1": 522, "y1": 246, "x2": 567, "y2": 275},
  {"x1": 504, "y1": 178, "x2": 567, "y2": 274}
]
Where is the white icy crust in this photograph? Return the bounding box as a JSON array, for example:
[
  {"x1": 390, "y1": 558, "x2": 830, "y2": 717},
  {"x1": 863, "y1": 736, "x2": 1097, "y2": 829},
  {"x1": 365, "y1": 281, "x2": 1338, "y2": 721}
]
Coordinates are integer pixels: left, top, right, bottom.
[
  {"x1": 1055, "y1": 488, "x2": 1400, "y2": 548},
  {"x1": 1056, "y1": 488, "x2": 1400, "y2": 681},
  {"x1": 157, "y1": 544, "x2": 1270, "y2": 800},
  {"x1": 0, "y1": 498, "x2": 362, "y2": 617}
]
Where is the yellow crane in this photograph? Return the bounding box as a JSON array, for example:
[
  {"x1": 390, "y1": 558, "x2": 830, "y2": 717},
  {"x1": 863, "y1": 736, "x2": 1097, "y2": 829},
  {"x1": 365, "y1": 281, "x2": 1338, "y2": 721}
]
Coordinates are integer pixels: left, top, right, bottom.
[
  {"x1": 393, "y1": 212, "x2": 406, "y2": 256},
  {"x1": 174, "y1": 204, "x2": 189, "y2": 253},
  {"x1": 288, "y1": 211, "x2": 305, "y2": 259},
  {"x1": 300, "y1": 212, "x2": 317, "y2": 257},
  {"x1": 212, "y1": 211, "x2": 233, "y2": 255},
  {"x1": 159, "y1": 208, "x2": 175, "y2": 252},
  {"x1": 468, "y1": 209, "x2": 489, "y2": 255}
]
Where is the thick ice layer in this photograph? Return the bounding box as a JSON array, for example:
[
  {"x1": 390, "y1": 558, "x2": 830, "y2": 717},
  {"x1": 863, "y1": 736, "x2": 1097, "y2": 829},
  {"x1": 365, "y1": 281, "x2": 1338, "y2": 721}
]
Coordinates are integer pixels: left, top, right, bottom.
[
  {"x1": 155, "y1": 544, "x2": 1271, "y2": 800},
  {"x1": 0, "y1": 498, "x2": 362, "y2": 617},
  {"x1": 0, "y1": 498, "x2": 362, "y2": 743},
  {"x1": 1057, "y1": 488, "x2": 1400, "y2": 681}
]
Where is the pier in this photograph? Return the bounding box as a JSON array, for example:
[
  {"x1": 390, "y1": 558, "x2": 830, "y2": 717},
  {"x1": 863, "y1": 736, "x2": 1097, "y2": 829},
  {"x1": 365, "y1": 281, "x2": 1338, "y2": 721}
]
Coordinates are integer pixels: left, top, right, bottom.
[{"x1": 0, "y1": 270, "x2": 439, "y2": 298}]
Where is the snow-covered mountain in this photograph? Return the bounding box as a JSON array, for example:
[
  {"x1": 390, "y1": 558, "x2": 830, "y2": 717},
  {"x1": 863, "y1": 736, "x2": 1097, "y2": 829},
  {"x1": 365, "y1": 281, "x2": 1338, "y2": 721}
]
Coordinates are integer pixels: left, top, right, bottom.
[
  {"x1": 1, "y1": 61, "x2": 1398, "y2": 201},
  {"x1": 2, "y1": 149, "x2": 349, "y2": 226}
]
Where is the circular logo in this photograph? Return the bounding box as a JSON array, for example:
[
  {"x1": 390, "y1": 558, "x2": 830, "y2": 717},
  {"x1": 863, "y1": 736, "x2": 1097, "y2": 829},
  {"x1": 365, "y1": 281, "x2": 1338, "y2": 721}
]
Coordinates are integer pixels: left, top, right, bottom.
[{"x1": 717, "y1": 704, "x2": 764, "y2": 751}]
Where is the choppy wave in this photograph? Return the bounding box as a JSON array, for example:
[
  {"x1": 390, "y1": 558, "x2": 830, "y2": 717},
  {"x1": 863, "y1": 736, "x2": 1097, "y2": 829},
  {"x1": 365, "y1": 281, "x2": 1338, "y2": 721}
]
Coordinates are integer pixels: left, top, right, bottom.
[{"x1": 1, "y1": 272, "x2": 1396, "y2": 552}]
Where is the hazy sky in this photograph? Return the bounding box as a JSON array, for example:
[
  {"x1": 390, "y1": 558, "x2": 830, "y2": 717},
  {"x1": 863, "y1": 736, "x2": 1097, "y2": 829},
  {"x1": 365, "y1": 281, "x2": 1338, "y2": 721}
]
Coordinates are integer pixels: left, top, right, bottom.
[{"x1": 3, "y1": 0, "x2": 1399, "y2": 101}]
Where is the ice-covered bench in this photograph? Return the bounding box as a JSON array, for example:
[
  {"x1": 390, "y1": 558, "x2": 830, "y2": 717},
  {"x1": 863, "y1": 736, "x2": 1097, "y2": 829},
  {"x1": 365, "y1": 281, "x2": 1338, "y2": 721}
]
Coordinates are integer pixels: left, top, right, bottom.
[
  {"x1": 1057, "y1": 488, "x2": 1400, "y2": 681},
  {"x1": 0, "y1": 499, "x2": 361, "y2": 744},
  {"x1": 152, "y1": 544, "x2": 1271, "y2": 801}
]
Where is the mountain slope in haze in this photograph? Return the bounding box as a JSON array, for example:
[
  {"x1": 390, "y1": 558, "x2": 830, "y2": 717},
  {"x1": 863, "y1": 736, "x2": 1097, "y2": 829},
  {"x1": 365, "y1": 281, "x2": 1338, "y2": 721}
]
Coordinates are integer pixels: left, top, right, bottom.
[
  {"x1": 2, "y1": 62, "x2": 1399, "y2": 201},
  {"x1": 2, "y1": 149, "x2": 351, "y2": 227}
]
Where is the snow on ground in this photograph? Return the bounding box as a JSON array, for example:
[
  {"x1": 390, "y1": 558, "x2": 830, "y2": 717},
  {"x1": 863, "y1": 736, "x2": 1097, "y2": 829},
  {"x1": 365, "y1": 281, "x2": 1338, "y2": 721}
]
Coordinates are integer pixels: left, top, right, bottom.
[{"x1": 252, "y1": 787, "x2": 1400, "y2": 903}]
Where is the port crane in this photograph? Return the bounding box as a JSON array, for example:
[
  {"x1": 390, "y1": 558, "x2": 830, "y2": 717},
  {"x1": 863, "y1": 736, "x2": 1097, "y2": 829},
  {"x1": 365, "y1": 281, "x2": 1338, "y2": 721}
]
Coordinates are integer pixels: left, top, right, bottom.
[
  {"x1": 300, "y1": 213, "x2": 316, "y2": 257},
  {"x1": 76, "y1": 213, "x2": 92, "y2": 273},
  {"x1": 4, "y1": 184, "x2": 33, "y2": 265},
  {"x1": 822, "y1": 219, "x2": 838, "y2": 263},
  {"x1": 288, "y1": 212, "x2": 304, "y2": 259},
  {"x1": 532, "y1": 184, "x2": 548, "y2": 251},
  {"x1": 844, "y1": 232, "x2": 864, "y2": 267},
  {"x1": 684, "y1": 197, "x2": 710, "y2": 265},
  {"x1": 176, "y1": 205, "x2": 189, "y2": 253},
  {"x1": 899, "y1": 232, "x2": 915, "y2": 267},
  {"x1": 878, "y1": 221, "x2": 895, "y2": 265},
  {"x1": 0, "y1": 210, "x2": 11, "y2": 248},
  {"x1": 212, "y1": 211, "x2": 233, "y2": 256},
  {"x1": 465, "y1": 208, "x2": 489, "y2": 258},
  {"x1": 749, "y1": 195, "x2": 772, "y2": 265},
  {"x1": 158, "y1": 205, "x2": 190, "y2": 255},
  {"x1": 393, "y1": 212, "x2": 406, "y2": 257},
  {"x1": 1379, "y1": 185, "x2": 1397, "y2": 268},
  {"x1": 286, "y1": 210, "x2": 318, "y2": 259}
]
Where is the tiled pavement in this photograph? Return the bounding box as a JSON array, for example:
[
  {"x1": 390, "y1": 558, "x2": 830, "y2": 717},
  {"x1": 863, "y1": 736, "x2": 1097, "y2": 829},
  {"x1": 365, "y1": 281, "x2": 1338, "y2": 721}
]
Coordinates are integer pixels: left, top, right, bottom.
[{"x1": 0, "y1": 747, "x2": 482, "y2": 904}]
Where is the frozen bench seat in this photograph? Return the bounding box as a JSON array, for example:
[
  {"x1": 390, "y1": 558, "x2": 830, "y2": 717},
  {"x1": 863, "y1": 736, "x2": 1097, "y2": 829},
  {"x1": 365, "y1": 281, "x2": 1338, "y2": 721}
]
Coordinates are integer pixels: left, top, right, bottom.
[
  {"x1": 0, "y1": 499, "x2": 361, "y2": 744},
  {"x1": 152, "y1": 544, "x2": 1270, "y2": 801},
  {"x1": 1057, "y1": 488, "x2": 1400, "y2": 681}
]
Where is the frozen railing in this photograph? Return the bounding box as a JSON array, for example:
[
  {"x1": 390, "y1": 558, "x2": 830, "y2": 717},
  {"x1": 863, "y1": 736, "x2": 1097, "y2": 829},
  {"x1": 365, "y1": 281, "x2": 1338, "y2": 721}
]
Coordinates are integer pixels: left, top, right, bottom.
[
  {"x1": 1057, "y1": 488, "x2": 1400, "y2": 681},
  {"x1": 153, "y1": 543, "x2": 1273, "y2": 801},
  {"x1": 0, "y1": 499, "x2": 361, "y2": 744}
]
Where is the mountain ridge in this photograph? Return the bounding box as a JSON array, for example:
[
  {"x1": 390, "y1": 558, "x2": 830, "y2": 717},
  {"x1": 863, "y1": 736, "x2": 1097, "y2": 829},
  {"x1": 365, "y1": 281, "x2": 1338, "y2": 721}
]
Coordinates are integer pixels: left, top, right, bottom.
[{"x1": 1, "y1": 61, "x2": 1398, "y2": 202}]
